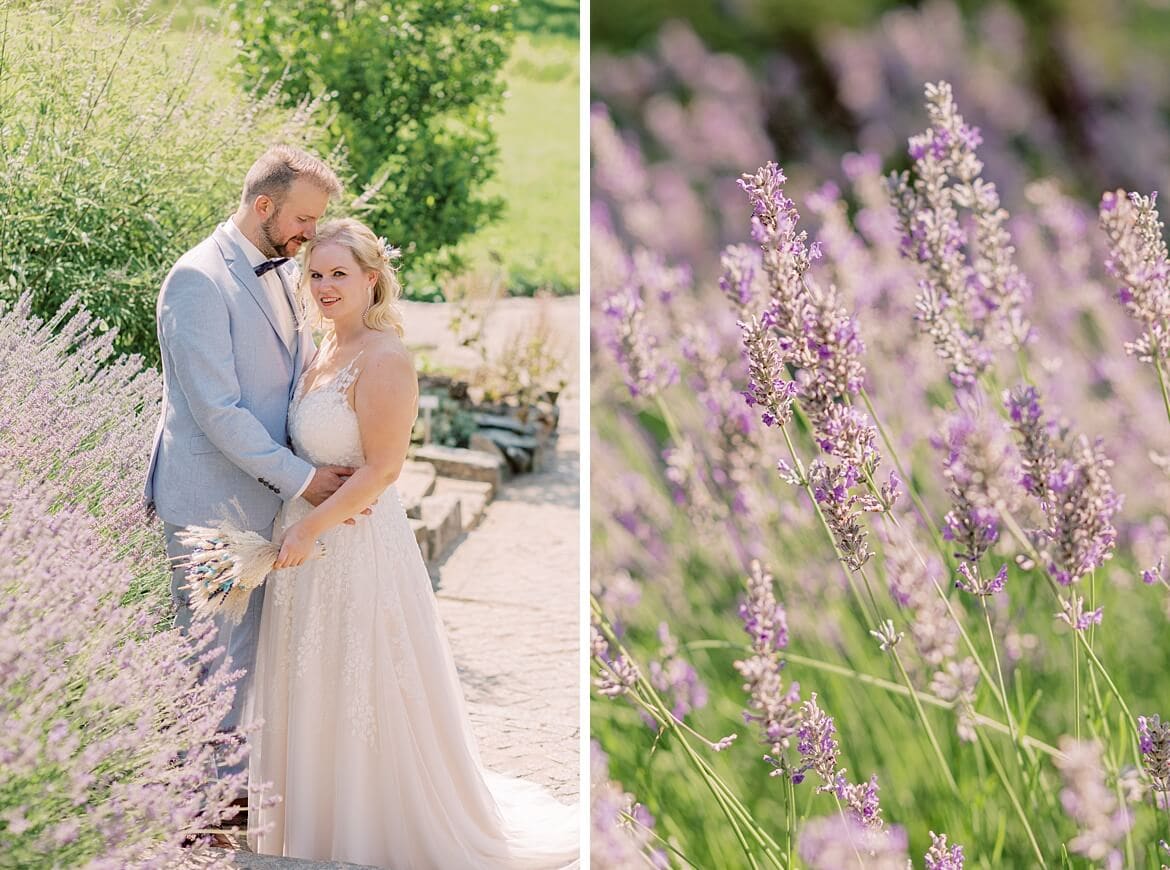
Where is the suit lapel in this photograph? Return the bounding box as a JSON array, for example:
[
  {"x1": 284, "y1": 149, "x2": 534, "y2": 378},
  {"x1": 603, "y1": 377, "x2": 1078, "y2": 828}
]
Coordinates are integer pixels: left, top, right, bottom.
[{"x1": 213, "y1": 225, "x2": 293, "y2": 360}]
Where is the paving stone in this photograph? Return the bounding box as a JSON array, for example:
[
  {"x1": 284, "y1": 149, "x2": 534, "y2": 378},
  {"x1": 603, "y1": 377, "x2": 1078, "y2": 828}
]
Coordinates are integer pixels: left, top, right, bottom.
[
  {"x1": 434, "y1": 396, "x2": 580, "y2": 804},
  {"x1": 411, "y1": 444, "x2": 505, "y2": 493},
  {"x1": 180, "y1": 846, "x2": 378, "y2": 869}
]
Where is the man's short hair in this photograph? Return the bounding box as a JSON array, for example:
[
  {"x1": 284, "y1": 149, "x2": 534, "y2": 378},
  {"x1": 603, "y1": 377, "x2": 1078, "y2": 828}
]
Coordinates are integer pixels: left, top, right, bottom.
[{"x1": 240, "y1": 145, "x2": 342, "y2": 208}]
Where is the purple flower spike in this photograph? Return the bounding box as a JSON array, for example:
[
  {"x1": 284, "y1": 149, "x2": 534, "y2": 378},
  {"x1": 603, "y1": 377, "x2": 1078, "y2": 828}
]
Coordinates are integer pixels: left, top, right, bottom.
[
  {"x1": 1056, "y1": 594, "x2": 1104, "y2": 631},
  {"x1": 955, "y1": 562, "x2": 1008, "y2": 597},
  {"x1": 1056, "y1": 738, "x2": 1130, "y2": 867},
  {"x1": 1100, "y1": 189, "x2": 1170, "y2": 365},
  {"x1": 734, "y1": 561, "x2": 801, "y2": 761},
  {"x1": 1006, "y1": 383, "x2": 1120, "y2": 586},
  {"x1": 886, "y1": 81, "x2": 1032, "y2": 385},
  {"x1": 793, "y1": 693, "x2": 839, "y2": 788},
  {"x1": 1139, "y1": 715, "x2": 1170, "y2": 795},
  {"x1": 925, "y1": 831, "x2": 965, "y2": 870},
  {"x1": 647, "y1": 623, "x2": 708, "y2": 723},
  {"x1": 798, "y1": 814, "x2": 908, "y2": 870}
]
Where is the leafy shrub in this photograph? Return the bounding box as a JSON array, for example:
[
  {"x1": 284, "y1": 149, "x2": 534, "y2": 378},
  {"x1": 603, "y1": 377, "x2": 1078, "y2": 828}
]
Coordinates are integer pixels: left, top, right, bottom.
[
  {"x1": 0, "y1": 2, "x2": 335, "y2": 366},
  {"x1": 230, "y1": 0, "x2": 518, "y2": 280},
  {"x1": 414, "y1": 395, "x2": 478, "y2": 448}
]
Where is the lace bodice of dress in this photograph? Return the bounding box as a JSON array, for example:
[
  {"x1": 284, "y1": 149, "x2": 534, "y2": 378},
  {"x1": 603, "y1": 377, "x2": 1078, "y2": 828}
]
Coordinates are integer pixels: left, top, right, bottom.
[{"x1": 289, "y1": 353, "x2": 366, "y2": 468}]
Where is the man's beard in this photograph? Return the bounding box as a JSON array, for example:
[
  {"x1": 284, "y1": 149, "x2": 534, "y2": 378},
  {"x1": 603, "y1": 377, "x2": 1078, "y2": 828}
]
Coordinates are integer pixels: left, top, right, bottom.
[{"x1": 259, "y1": 212, "x2": 307, "y2": 258}]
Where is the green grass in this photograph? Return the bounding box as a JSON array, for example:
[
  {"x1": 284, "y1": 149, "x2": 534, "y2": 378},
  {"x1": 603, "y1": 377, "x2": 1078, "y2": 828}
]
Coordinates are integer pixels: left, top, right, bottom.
[{"x1": 455, "y1": 29, "x2": 580, "y2": 296}]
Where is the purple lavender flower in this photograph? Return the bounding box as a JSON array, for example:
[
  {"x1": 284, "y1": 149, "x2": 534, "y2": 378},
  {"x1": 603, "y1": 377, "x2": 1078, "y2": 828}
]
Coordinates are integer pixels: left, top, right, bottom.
[
  {"x1": 0, "y1": 470, "x2": 243, "y2": 867},
  {"x1": 924, "y1": 831, "x2": 965, "y2": 870},
  {"x1": 599, "y1": 276, "x2": 680, "y2": 400},
  {"x1": 934, "y1": 401, "x2": 1019, "y2": 589},
  {"x1": 738, "y1": 559, "x2": 790, "y2": 653},
  {"x1": 929, "y1": 658, "x2": 981, "y2": 742},
  {"x1": 590, "y1": 741, "x2": 671, "y2": 869},
  {"x1": 1056, "y1": 594, "x2": 1104, "y2": 632},
  {"x1": 793, "y1": 693, "x2": 838, "y2": 787},
  {"x1": 732, "y1": 162, "x2": 872, "y2": 432},
  {"x1": 1139, "y1": 714, "x2": 1170, "y2": 796},
  {"x1": 808, "y1": 460, "x2": 883, "y2": 571},
  {"x1": 797, "y1": 813, "x2": 908, "y2": 869},
  {"x1": 836, "y1": 773, "x2": 885, "y2": 831},
  {"x1": 1005, "y1": 384, "x2": 1120, "y2": 587},
  {"x1": 886, "y1": 81, "x2": 1031, "y2": 386},
  {"x1": 1056, "y1": 737, "x2": 1131, "y2": 867},
  {"x1": 719, "y1": 243, "x2": 765, "y2": 309},
  {"x1": 955, "y1": 562, "x2": 1008, "y2": 597},
  {"x1": 734, "y1": 561, "x2": 801, "y2": 762},
  {"x1": 878, "y1": 521, "x2": 958, "y2": 666},
  {"x1": 0, "y1": 296, "x2": 168, "y2": 591},
  {"x1": 1005, "y1": 385, "x2": 1055, "y2": 499},
  {"x1": 729, "y1": 162, "x2": 894, "y2": 575},
  {"x1": 592, "y1": 625, "x2": 640, "y2": 698},
  {"x1": 648, "y1": 623, "x2": 708, "y2": 722},
  {"x1": 1100, "y1": 190, "x2": 1170, "y2": 365},
  {"x1": 739, "y1": 313, "x2": 798, "y2": 428},
  {"x1": 790, "y1": 694, "x2": 889, "y2": 831}
]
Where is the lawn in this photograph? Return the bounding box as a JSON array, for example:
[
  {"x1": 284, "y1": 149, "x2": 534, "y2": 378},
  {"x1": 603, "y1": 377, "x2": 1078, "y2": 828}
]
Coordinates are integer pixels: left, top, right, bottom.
[{"x1": 456, "y1": 24, "x2": 580, "y2": 296}]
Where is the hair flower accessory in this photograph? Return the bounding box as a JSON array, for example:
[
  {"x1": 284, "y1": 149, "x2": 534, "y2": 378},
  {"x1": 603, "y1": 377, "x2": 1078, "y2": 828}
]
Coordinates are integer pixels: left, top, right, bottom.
[{"x1": 376, "y1": 236, "x2": 402, "y2": 264}]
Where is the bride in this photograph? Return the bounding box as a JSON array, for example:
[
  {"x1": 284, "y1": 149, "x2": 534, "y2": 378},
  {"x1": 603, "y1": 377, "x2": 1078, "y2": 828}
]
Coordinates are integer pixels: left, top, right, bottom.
[{"x1": 246, "y1": 217, "x2": 579, "y2": 868}]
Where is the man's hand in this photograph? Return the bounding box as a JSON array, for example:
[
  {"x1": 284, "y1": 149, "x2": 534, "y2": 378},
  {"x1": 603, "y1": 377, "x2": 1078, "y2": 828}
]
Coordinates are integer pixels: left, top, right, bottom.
[
  {"x1": 302, "y1": 465, "x2": 354, "y2": 506},
  {"x1": 302, "y1": 466, "x2": 376, "y2": 525}
]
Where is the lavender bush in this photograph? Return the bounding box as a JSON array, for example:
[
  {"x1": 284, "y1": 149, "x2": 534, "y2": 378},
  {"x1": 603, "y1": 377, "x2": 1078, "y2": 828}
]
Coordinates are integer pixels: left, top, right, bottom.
[
  {"x1": 0, "y1": 296, "x2": 243, "y2": 865},
  {"x1": 592, "y1": 45, "x2": 1170, "y2": 867}
]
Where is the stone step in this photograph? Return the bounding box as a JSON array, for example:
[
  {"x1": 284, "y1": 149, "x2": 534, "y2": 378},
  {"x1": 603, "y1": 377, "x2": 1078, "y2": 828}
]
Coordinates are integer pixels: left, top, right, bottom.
[
  {"x1": 411, "y1": 445, "x2": 506, "y2": 495},
  {"x1": 421, "y1": 493, "x2": 464, "y2": 562},
  {"x1": 409, "y1": 518, "x2": 430, "y2": 563},
  {"x1": 471, "y1": 411, "x2": 537, "y2": 436},
  {"x1": 471, "y1": 427, "x2": 544, "y2": 474},
  {"x1": 431, "y1": 477, "x2": 494, "y2": 533},
  {"x1": 396, "y1": 460, "x2": 437, "y2": 519}
]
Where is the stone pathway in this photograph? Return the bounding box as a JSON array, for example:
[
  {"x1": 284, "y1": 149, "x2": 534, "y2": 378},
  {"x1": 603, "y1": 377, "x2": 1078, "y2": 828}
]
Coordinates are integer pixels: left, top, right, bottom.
[{"x1": 432, "y1": 395, "x2": 581, "y2": 802}]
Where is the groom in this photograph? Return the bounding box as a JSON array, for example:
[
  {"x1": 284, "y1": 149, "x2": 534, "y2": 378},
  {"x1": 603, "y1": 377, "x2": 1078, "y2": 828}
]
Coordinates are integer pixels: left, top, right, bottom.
[{"x1": 144, "y1": 145, "x2": 351, "y2": 798}]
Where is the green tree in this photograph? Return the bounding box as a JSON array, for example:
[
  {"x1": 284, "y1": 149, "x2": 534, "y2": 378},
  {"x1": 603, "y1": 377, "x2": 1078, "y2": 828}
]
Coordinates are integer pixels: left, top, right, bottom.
[
  {"x1": 230, "y1": 0, "x2": 518, "y2": 280},
  {"x1": 0, "y1": 2, "x2": 335, "y2": 365}
]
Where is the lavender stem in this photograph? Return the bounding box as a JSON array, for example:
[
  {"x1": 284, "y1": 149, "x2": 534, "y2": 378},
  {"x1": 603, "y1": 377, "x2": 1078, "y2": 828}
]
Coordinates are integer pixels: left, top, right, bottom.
[
  {"x1": 997, "y1": 508, "x2": 1138, "y2": 741},
  {"x1": 975, "y1": 726, "x2": 1047, "y2": 866},
  {"x1": 982, "y1": 597, "x2": 1020, "y2": 752},
  {"x1": 592, "y1": 599, "x2": 787, "y2": 867}
]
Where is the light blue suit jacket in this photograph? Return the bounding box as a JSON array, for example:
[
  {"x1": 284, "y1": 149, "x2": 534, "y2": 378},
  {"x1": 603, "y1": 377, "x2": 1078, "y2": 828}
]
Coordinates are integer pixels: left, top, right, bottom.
[{"x1": 144, "y1": 223, "x2": 316, "y2": 531}]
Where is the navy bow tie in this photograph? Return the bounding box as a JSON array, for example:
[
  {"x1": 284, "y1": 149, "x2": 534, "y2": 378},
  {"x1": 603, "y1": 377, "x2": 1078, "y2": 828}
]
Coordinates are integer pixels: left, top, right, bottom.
[{"x1": 254, "y1": 257, "x2": 289, "y2": 277}]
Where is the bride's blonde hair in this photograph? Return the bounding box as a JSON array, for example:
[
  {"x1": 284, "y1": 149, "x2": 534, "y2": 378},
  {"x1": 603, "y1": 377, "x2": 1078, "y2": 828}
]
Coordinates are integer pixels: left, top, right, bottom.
[{"x1": 299, "y1": 218, "x2": 405, "y2": 337}]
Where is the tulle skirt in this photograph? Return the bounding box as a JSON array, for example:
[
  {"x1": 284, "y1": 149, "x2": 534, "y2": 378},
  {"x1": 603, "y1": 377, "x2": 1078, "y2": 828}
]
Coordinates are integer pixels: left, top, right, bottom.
[{"x1": 247, "y1": 489, "x2": 579, "y2": 869}]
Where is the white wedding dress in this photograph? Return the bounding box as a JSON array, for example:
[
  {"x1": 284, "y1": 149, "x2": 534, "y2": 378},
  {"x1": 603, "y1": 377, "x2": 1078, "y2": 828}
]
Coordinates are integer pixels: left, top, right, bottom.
[{"x1": 247, "y1": 356, "x2": 580, "y2": 868}]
